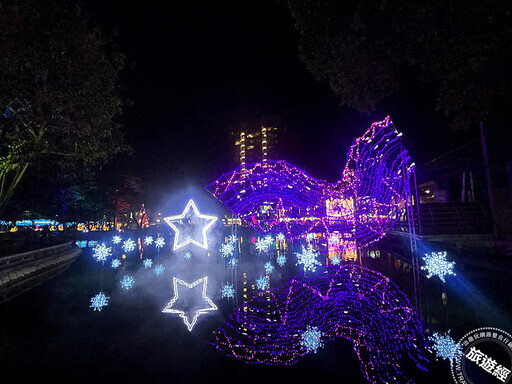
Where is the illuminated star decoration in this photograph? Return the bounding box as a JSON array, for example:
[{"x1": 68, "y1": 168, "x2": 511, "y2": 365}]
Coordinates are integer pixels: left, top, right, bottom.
[
  {"x1": 184, "y1": 252, "x2": 192, "y2": 260},
  {"x1": 112, "y1": 235, "x2": 122, "y2": 244},
  {"x1": 295, "y1": 245, "x2": 322, "y2": 272},
  {"x1": 93, "y1": 243, "x2": 112, "y2": 262},
  {"x1": 122, "y1": 238, "x2": 136, "y2": 253},
  {"x1": 120, "y1": 275, "x2": 134, "y2": 290},
  {"x1": 264, "y1": 262, "x2": 275, "y2": 274},
  {"x1": 220, "y1": 242, "x2": 235, "y2": 258},
  {"x1": 228, "y1": 258, "x2": 239, "y2": 269},
  {"x1": 90, "y1": 292, "x2": 109, "y2": 311},
  {"x1": 256, "y1": 276, "x2": 269, "y2": 291},
  {"x1": 221, "y1": 283, "x2": 235, "y2": 299},
  {"x1": 111, "y1": 259, "x2": 121, "y2": 268},
  {"x1": 301, "y1": 325, "x2": 324, "y2": 354},
  {"x1": 429, "y1": 331, "x2": 463, "y2": 361},
  {"x1": 162, "y1": 276, "x2": 218, "y2": 331},
  {"x1": 163, "y1": 199, "x2": 218, "y2": 251},
  {"x1": 421, "y1": 251, "x2": 456, "y2": 283},
  {"x1": 154, "y1": 264, "x2": 165, "y2": 276},
  {"x1": 144, "y1": 236, "x2": 154, "y2": 245},
  {"x1": 255, "y1": 238, "x2": 270, "y2": 254},
  {"x1": 143, "y1": 259, "x2": 153, "y2": 269},
  {"x1": 276, "y1": 254, "x2": 286, "y2": 267},
  {"x1": 331, "y1": 256, "x2": 341, "y2": 266},
  {"x1": 276, "y1": 233, "x2": 285, "y2": 242},
  {"x1": 155, "y1": 237, "x2": 166, "y2": 249}
]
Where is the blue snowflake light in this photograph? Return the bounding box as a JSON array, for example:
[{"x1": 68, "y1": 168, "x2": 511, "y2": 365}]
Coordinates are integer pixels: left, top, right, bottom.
[
  {"x1": 276, "y1": 254, "x2": 286, "y2": 267},
  {"x1": 144, "y1": 236, "x2": 154, "y2": 245},
  {"x1": 220, "y1": 243, "x2": 235, "y2": 258},
  {"x1": 143, "y1": 259, "x2": 153, "y2": 269},
  {"x1": 184, "y1": 252, "x2": 192, "y2": 260},
  {"x1": 120, "y1": 275, "x2": 135, "y2": 290},
  {"x1": 264, "y1": 261, "x2": 275, "y2": 274},
  {"x1": 255, "y1": 238, "x2": 269, "y2": 254},
  {"x1": 154, "y1": 264, "x2": 165, "y2": 276},
  {"x1": 93, "y1": 243, "x2": 112, "y2": 262},
  {"x1": 256, "y1": 276, "x2": 269, "y2": 291},
  {"x1": 228, "y1": 235, "x2": 237, "y2": 244},
  {"x1": 90, "y1": 292, "x2": 109, "y2": 311},
  {"x1": 228, "y1": 258, "x2": 239, "y2": 269},
  {"x1": 264, "y1": 235, "x2": 273, "y2": 247},
  {"x1": 301, "y1": 325, "x2": 324, "y2": 353},
  {"x1": 155, "y1": 237, "x2": 166, "y2": 249},
  {"x1": 221, "y1": 283, "x2": 235, "y2": 299},
  {"x1": 112, "y1": 235, "x2": 122, "y2": 244},
  {"x1": 296, "y1": 245, "x2": 322, "y2": 272},
  {"x1": 331, "y1": 256, "x2": 341, "y2": 265},
  {"x1": 276, "y1": 233, "x2": 285, "y2": 242},
  {"x1": 111, "y1": 259, "x2": 121, "y2": 268},
  {"x1": 122, "y1": 239, "x2": 136, "y2": 253},
  {"x1": 429, "y1": 331, "x2": 463, "y2": 361},
  {"x1": 421, "y1": 251, "x2": 456, "y2": 283}
]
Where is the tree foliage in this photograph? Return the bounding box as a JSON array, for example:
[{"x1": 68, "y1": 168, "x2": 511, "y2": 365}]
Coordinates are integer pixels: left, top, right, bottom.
[
  {"x1": 284, "y1": 0, "x2": 512, "y2": 129},
  {"x1": 0, "y1": 0, "x2": 128, "y2": 213}
]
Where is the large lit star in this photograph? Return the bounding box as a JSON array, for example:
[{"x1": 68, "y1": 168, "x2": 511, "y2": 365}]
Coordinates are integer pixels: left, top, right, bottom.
[
  {"x1": 164, "y1": 199, "x2": 217, "y2": 250},
  {"x1": 162, "y1": 276, "x2": 218, "y2": 331}
]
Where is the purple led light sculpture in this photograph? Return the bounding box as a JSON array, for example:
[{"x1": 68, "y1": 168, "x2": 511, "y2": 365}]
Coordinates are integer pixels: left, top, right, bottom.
[
  {"x1": 210, "y1": 265, "x2": 428, "y2": 384},
  {"x1": 206, "y1": 117, "x2": 412, "y2": 249}
]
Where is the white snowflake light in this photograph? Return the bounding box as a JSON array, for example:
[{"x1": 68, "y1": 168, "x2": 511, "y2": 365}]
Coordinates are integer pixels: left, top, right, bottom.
[
  {"x1": 184, "y1": 252, "x2": 192, "y2": 260},
  {"x1": 143, "y1": 259, "x2": 153, "y2": 269},
  {"x1": 276, "y1": 254, "x2": 286, "y2": 267},
  {"x1": 301, "y1": 325, "x2": 324, "y2": 353},
  {"x1": 228, "y1": 258, "x2": 239, "y2": 269},
  {"x1": 155, "y1": 237, "x2": 166, "y2": 249},
  {"x1": 122, "y1": 238, "x2": 136, "y2": 253},
  {"x1": 154, "y1": 264, "x2": 165, "y2": 276},
  {"x1": 228, "y1": 235, "x2": 237, "y2": 244},
  {"x1": 306, "y1": 233, "x2": 315, "y2": 241},
  {"x1": 421, "y1": 251, "x2": 456, "y2": 283},
  {"x1": 120, "y1": 275, "x2": 135, "y2": 290},
  {"x1": 276, "y1": 233, "x2": 285, "y2": 242},
  {"x1": 93, "y1": 243, "x2": 112, "y2": 262},
  {"x1": 256, "y1": 276, "x2": 269, "y2": 291},
  {"x1": 264, "y1": 235, "x2": 273, "y2": 247},
  {"x1": 144, "y1": 236, "x2": 154, "y2": 245},
  {"x1": 430, "y1": 331, "x2": 463, "y2": 361},
  {"x1": 221, "y1": 283, "x2": 235, "y2": 299},
  {"x1": 331, "y1": 256, "x2": 341, "y2": 265},
  {"x1": 220, "y1": 242, "x2": 235, "y2": 258},
  {"x1": 111, "y1": 259, "x2": 121, "y2": 268},
  {"x1": 255, "y1": 238, "x2": 269, "y2": 254},
  {"x1": 264, "y1": 261, "x2": 275, "y2": 274},
  {"x1": 112, "y1": 235, "x2": 122, "y2": 244},
  {"x1": 90, "y1": 292, "x2": 109, "y2": 311},
  {"x1": 296, "y1": 245, "x2": 322, "y2": 272}
]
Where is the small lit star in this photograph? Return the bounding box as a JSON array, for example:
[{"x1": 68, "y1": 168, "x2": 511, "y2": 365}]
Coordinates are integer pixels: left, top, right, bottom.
[
  {"x1": 122, "y1": 239, "x2": 136, "y2": 253},
  {"x1": 112, "y1": 235, "x2": 122, "y2": 244},
  {"x1": 120, "y1": 275, "x2": 134, "y2": 290},
  {"x1": 90, "y1": 292, "x2": 109, "y2": 311},
  {"x1": 264, "y1": 262, "x2": 275, "y2": 274},
  {"x1": 155, "y1": 237, "x2": 166, "y2": 249},
  {"x1": 221, "y1": 283, "x2": 235, "y2": 299},
  {"x1": 184, "y1": 252, "x2": 192, "y2": 260},
  {"x1": 144, "y1": 236, "x2": 154, "y2": 245},
  {"x1": 143, "y1": 259, "x2": 153, "y2": 269},
  {"x1": 276, "y1": 254, "x2": 286, "y2": 267},
  {"x1": 301, "y1": 325, "x2": 324, "y2": 353},
  {"x1": 256, "y1": 276, "x2": 269, "y2": 291},
  {"x1": 111, "y1": 259, "x2": 121, "y2": 268},
  {"x1": 154, "y1": 264, "x2": 165, "y2": 276}
]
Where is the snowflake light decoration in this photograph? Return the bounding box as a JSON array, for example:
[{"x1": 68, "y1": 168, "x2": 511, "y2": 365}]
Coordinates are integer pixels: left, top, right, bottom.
[
  {"x1": 90, "y1": 292, "x2": 109, "y2": 311},
  {"x1": 331, "y1": 256, "x2": 341, "y2": 266},
  {"x1": 221, "y1": 283, "x2": 235, "y2": 299},
  {"x1": 228, "y1": 235, "x2": 237, "y2": 244},
  {"x1": 112, "y1": 235, "x2": 122, "y2": 244},
  {"x1": 429, "y1": 332, "x2": 463, "y2": 361},
  {"x1": 144, "y1": 236, "x2": 154, "y2": 245},
  {"x1": 264, "y1": 262, "x2": 275, "y2": 274},
  {"x1": 122, "y1": 239, "x2": 136, "y2": 253},
  {"x1": 276, "y1": 254, "x2": 286, "y2": 267},
  {"x1": 295, "y1": 245, "x2": 322, "y2": 272},
  {"x1": 421, "y1": 251, "x2": 456, "y2": 283},
  {"x1": 255, "y1": 238, "x2": 269, "y2": 254},
  {"x1": 306, "y1": 233, "x2": 315, "y2": 242},
  {"x1": 143, "y1": 259, "x2": 153, "y2": 269},
  {"x1": 184, "y1": 252, "x2": 192, "y2": 260},
  {"x1": 93, "y1": 243, "x2": 112, "y2": 262},
  {"x1": 256, "y1": 276, "x2": 269, "y2": 291},
  {"x1": 301, "y1": 325, "x2": 324, "y2": 354},
  {"x1": 120, "y1": 275, "x2": 135, "y2": 290},
  {"x1": 276, "y1": 233, "x2": 285, "y2": 242},
  {"x1": 111, "y1": 259, "x2": 121, "y2": 268},
  {"x1": 228, "y1": 258, "x2": 239, "y2": 269},
  {"x1": 220, "y1": 243, "x2": 235, "y2": 258},
  {"x1": 154, "y1": 264, "x2": 165, "y2": 276},
  {"x1": 264, "y1": 235, "x2": 273, "y2": 246},
  {"x1": 155, "y1": 237, "x2": 166, "y2": 249}
]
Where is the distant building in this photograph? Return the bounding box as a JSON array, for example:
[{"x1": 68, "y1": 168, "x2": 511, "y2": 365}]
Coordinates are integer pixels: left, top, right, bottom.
[{"x1": 234, "y1": 126, "x2": 278, "y2": 167}]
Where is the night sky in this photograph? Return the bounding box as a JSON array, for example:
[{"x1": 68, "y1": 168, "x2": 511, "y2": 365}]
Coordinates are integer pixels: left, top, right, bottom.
[{"x1": 85, "y1": 0, "x2": 470, "y2": 204}]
